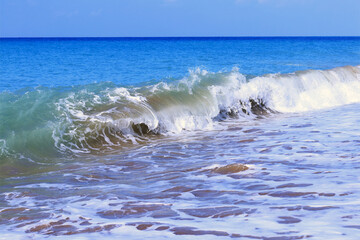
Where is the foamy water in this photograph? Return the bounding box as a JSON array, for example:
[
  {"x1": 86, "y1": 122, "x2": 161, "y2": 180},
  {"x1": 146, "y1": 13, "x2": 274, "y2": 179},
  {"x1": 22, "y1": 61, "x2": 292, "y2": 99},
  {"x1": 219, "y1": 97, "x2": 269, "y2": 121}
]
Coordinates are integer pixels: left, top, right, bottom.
[
  {"x1": 1, "y1": 38, "x2": 360, "y2": 239},
  {"x1": 1, "y1": 101, "x2": 360, "y2": 239},
  {"x1": 1, "y1": 65, "x2": 359, "y2": 161}
]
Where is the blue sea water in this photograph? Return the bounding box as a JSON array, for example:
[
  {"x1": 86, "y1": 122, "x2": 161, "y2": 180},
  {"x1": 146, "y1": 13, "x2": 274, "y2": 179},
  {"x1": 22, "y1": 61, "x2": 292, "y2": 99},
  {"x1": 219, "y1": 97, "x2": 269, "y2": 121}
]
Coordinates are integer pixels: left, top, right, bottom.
[
  {"x1": 0, "y1": 37, "x2": 360, "y2": 239},
  {"x1": 1, "y1": 37, "x2": 359, "y2": 91}
]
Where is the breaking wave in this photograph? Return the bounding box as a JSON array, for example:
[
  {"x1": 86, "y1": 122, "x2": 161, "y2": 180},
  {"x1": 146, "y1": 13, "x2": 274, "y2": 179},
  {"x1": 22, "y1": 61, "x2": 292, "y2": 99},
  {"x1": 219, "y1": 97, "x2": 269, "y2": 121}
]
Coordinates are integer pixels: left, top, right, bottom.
[{"x1": 0, "y1": 65, "x2": 359, "y2": 162}]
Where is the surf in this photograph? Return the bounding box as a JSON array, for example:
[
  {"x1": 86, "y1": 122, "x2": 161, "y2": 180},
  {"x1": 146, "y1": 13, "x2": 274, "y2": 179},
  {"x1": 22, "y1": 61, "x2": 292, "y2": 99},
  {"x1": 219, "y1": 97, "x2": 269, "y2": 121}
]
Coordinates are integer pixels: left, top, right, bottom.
[{"x1": 0, "y1": 65, "x2": 359, "y2": 163}]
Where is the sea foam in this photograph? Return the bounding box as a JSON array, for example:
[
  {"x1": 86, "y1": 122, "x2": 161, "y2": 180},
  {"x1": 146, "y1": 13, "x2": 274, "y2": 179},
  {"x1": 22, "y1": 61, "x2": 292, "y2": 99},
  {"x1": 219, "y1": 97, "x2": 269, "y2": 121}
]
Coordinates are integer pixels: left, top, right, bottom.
[{"x1": 1, "y1": 65, "x2": 359, "y2": 160}]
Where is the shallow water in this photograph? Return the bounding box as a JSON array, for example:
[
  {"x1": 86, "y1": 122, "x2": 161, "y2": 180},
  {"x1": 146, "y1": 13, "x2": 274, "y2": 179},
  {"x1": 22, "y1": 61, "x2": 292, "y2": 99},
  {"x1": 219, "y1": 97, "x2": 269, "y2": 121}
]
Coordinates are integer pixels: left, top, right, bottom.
[
  {"x1": 1, "y1": 38, "x2": 360, "y2": 239},
  {"x1": 1, "y1": 103, "x2": 360, "y2": 239}
]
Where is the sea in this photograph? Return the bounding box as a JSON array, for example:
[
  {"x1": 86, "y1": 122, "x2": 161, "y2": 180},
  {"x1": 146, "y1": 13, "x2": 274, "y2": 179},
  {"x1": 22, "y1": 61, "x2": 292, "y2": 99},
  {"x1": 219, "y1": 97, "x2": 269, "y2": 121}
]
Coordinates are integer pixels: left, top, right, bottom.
[{"x1": 0, "y1": 37, "x2": 360, "y2": 239}]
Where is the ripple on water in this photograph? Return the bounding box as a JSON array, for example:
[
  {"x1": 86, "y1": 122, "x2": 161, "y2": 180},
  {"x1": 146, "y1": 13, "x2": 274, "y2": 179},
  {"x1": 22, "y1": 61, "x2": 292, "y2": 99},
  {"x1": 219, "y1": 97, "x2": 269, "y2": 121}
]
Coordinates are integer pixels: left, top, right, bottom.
[{"x1": 2, "y1": 103, "x2": 360, "y2": 239}]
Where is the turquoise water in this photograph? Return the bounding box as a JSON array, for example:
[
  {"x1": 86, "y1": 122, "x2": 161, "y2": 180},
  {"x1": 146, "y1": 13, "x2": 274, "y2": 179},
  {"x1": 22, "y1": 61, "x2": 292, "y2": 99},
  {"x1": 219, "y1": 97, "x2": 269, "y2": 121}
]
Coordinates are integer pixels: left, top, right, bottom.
[{"x1": 0, "y1": 37, "x2": 360, "y2": 239}]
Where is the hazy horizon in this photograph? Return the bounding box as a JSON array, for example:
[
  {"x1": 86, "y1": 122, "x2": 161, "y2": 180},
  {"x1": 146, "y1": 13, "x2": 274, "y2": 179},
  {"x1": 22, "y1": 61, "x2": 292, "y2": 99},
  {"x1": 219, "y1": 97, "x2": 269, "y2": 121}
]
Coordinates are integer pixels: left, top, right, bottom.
[{"x1": 1, "y1": 36, "x2": 360, "y2": 39}]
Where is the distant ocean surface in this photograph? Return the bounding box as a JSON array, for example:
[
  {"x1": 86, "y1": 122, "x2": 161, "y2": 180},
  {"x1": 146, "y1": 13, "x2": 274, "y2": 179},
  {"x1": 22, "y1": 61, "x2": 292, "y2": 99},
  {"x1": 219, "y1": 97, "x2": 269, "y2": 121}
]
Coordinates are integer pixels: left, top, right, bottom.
[{"x1": 0, "y1": 37, "x2": 360, "y2": 239}]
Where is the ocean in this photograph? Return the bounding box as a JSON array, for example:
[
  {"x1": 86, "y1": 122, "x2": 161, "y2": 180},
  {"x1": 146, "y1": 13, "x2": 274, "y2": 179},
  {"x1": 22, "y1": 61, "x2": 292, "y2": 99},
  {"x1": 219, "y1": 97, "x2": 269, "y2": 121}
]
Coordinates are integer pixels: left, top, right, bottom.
[{"x1": 0, "y1": 37, "x2": 360, "y2": 239}]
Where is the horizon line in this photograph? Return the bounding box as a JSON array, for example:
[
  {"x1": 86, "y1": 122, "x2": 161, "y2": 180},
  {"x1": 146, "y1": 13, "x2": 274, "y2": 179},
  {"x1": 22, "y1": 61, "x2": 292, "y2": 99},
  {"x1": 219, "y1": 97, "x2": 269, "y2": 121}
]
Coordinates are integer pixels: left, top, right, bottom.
[{"x1": 1, "y1": 36, "x2": 360, "y2": 39}]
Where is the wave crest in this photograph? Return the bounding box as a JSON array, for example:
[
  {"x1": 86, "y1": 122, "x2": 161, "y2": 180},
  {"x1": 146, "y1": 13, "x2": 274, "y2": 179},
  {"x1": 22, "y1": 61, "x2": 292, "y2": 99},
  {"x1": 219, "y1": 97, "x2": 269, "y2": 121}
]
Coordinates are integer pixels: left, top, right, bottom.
[{"x1": 1, "y1": 65, "x2": 359, "y2": 161}]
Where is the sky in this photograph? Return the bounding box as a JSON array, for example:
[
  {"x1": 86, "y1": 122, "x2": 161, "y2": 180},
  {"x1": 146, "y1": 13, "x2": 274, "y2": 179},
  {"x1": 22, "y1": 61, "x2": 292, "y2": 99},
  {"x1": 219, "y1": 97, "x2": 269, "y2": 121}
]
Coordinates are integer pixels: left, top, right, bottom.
[{"x1": 0, "y1": 0, "x2": 359, "y2": 37}]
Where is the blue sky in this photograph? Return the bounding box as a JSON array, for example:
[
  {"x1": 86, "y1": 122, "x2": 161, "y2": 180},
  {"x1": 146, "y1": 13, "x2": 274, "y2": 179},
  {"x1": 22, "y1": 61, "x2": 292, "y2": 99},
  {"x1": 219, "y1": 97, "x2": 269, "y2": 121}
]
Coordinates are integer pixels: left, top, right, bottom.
[{"x1": 1, "y1": 0, "x2": 359, "y2": 37}]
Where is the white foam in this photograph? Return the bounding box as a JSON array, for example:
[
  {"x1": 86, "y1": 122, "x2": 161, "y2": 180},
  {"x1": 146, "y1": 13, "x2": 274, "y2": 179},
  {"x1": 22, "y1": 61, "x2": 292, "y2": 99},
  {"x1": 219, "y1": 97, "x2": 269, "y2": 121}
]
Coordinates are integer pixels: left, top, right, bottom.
[
  {"x1": 51, "y1": 65, "x2": 360, "y2": 153},
  {"x1": 237, "y1": 65, "x2": 360, "y2": 112}
]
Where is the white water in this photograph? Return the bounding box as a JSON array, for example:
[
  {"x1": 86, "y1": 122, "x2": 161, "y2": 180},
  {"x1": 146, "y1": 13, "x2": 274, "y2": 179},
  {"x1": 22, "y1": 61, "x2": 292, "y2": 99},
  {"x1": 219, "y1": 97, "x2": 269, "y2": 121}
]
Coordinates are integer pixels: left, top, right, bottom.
[
  {"x1": 240, "y1": 65, "x2": 360, "y2": 112},
  {"x1": 50, "y1": 65, "x2": 360, "y2": 155},
  {"x1": 1, "y1": 102, "x2": 360, "y2": 239}
]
